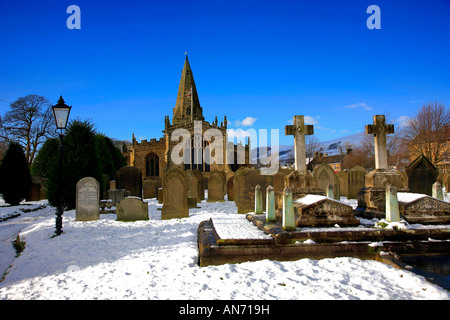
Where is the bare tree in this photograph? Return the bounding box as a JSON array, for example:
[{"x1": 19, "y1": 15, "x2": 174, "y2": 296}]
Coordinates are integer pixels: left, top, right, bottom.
[
  {"x1": 403, "y1": 102, "x2": 450, "y2": 165},
  {"x1": 0, "y1": 95, "x2": 56, "y2": 164}
]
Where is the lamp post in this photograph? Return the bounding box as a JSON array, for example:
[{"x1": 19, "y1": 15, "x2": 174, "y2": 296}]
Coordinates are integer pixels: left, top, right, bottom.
[{"x1": 52, "y1": 96, "x2": 71, "y2": 236}]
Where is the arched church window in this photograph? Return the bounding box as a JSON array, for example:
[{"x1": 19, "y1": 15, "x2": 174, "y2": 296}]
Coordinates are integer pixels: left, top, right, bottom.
[{"x1": 146, "y1": 152, "x2": 160, "y2": 177}]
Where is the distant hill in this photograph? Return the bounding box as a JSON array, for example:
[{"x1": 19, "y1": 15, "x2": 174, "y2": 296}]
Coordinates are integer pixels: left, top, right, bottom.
[{"x1": 251, "y1": 132, "x2": 367, "y2": 165}]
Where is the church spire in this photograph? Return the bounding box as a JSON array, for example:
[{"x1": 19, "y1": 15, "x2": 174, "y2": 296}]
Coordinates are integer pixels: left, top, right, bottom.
[{"x1": 172, "y1": 55, "x2": 204, "y2": 124}]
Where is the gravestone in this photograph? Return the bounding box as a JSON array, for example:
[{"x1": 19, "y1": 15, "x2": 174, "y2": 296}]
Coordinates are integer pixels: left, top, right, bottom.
[
  {"x1": 432, "y1": 181, "x2": 444, "y2": 200},
  {"x1": 266, "y1": 185, "x2": 276, "y2": 222},
  {"x1": 143, "y1": 179, "x2": 159, "y2": 199},
  {"x1": 116, "y1": 197, "x2": 148, "y2": 221},
  {"x1": 292, "y1": 194, "x2": 359, "y2": 227},
  {"x1": 254, "y1": 185, "x2": 263, "y2": 214},
  {"x1": 336, "y1": 170, "x2": 348, "y2": 197},
  {"x1": 227, "y1": 177, "x2": 234, "y2": 201},
  {"x1": 282, "y1": 186, "x2": 295, "y2": 231},
  {"x1": 273, "y1": 167, "x2": 294, "y2": 210},
  {"x1": 162, "y1": 167, "x2": 189, "y2": 219},
  {"x1": 406, "y1": 154, "x2": 439, "y2": 196},
  {"x1": 397, "y1": 192, "x2": 450, "y2": 224},
  {"x1": 233, "y1": 167, "x2": 273, "y2": 214},
  {"x1": 284, "y1": 115, "x2": 323, "y2": 199},
  {"x1": 285, "y1": 115, "x2": 314, "y2": 171},
  {"x1": 347, "y1": 166, "x2": 366, "y2": 199},
  {"x1": 191, "y1": 169, "x2": 205, "y2": 201},
  {"x1": 357, "y1": 115, "x2": 408, "y2": 214},
  {"x1": 107, "y1": 189, "x2": 127, "y2": 205},
  {"x1": 116, "y1": 166, "x2": 142, "y2": 198},
  {"x1": 76, "y1": 177, "x2": 100, "y2": 221},
  {"x1": 284, "y1": 169, "x2": 324, "y2": 200},
  {"x1": 28, "y1": 177, "x2": 47, "y2": 201},
  {"x1": 208, "y1": 171, "x2": 226, "y2": 203},
  {"x1": 186, "y1": 170, "x2": 201, "y2": 203},
  {"x1": 385, "y1": 185, "x2": 400, "y2": 223},
  {"x1": 313, "y1": 163, "x2": 340, "y2": 200}
]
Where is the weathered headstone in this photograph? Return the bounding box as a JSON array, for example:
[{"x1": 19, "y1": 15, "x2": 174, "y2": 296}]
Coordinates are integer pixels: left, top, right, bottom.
[
  {"x1": 313, "y1": 163, "x2": 340, "y2": 200},
  {"x1": 293, "y1": 194, "x2": 360, "y2": 227},
  {"x1": 432, "y1": 181, "x2": 444, "y2": 200},
  {"x1": 273, "y1": 167, "x2": 294, "y2": 210},
  {"x1": 116, "y1": 197, "x2": 148, "y2": 221},
  {"x1": 406, "y1": 154, "x2": 439, "y2": 196},
  {"x1": 336, "y1": 170, "x2": 348, "y2": 197},
  {"x1": 282, "y1": 186, "x2": 295, "y2": 231},
  {"x1": 326, "y1": 183, "x2": 334, "y2": 199},
  {"x1": 208, "y1": 171, "x2": 226, "y2": 202},
  {"x1": 76, "y1": 177, "x2": 100, "y2": 221},
  {"x1": 162, "y1": 167, "x2": 189, "y2": 219},
  {"x1": 191, "y1": 169, "x2": 205, "y2": 201},
  {"x1": 284, "y1": 169, "x2": 324, "y2": 200},
  {"x1": 254, "y1": 184, "x2": 263, "y2": 214},
  {"x1": 385, "y1": 185, "x2": 400, "y2": 222},
  {"x1": 107, "y1": 189, "x2": 126, "y2": 205},
  {"x1": 186, "y1": 169, "x2": 201, "y2": 203},
  {"x1": 233, "y1": 167, "x2": 273, "y2": 214},
  {"x1": 397, "y1": 192, "x2": 450, "y2": 224},
  {"x1": 227, "y1": 176, "x2": 234, "y2": 201},
  {"x1": 143, "y1": 179, "x2": 159, "y2": 199},
  {"x1": 116, "y1": 166, "x2": 142, "y2": 198},
  {"x1": 266, "y1": 185, "x2": 276, "y2": 222},
  {"x1": 347, "y1": 166, "x2": 366, "y2": 199}
]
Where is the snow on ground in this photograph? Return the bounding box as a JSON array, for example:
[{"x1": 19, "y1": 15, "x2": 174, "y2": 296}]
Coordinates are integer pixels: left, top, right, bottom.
[{"x1": 0, "y1": 197, "x2": 449, "y2": 300}]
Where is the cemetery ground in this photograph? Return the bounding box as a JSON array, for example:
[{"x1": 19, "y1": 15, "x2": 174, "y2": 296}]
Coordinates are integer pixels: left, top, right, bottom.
[{"x1": 0, "y1": 194, "x2": 449, "y2": 301}]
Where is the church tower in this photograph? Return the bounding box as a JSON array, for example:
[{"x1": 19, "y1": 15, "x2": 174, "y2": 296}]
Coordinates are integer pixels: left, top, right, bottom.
[{"x1": 172, "y1": 55, "x2": 204, "y2": 124}]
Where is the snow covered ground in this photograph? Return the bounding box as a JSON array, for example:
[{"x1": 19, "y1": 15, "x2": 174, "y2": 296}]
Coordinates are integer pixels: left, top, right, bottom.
[{"x1": 0, "y1": 195, "x2": 449, "y2": 300}]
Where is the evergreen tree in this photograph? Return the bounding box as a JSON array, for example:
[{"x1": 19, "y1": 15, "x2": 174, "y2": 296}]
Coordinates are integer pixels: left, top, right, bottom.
[
  {"x1": 95, "y1": 134, "x2": 126, "y2": 180},
  {"x1": 31, "y1": 138, "x2": 59, "y2": 178},
  {"x1": 47, "y1": 119, "x2": 103, "y2": 209},
  {"x1": 0, "y1": 142, "x2": 32, "y2": 205}
]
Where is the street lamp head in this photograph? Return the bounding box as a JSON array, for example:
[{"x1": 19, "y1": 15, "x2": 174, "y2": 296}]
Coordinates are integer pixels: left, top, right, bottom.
[{"x1": 52, "y1": 96, "x2": 71, "y2": 130}]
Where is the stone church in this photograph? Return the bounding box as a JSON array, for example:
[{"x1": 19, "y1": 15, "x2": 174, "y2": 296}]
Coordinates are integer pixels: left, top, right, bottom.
[{"x1": 127, "y1": 56, "x2": 249, "y2": 178}]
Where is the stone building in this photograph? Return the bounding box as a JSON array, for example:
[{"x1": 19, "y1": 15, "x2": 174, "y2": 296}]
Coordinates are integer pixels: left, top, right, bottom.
[{"x1": 127, "y1": 56, "x2": 249, "y2": 178}]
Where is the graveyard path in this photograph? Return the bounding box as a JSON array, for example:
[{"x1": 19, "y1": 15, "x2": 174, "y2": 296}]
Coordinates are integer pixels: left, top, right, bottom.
[{"x1": 0, "y1": 204, "x2": 54, "y2": 280}]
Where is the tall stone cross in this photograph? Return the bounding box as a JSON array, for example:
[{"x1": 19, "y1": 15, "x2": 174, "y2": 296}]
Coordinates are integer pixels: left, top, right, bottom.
[
  {"x1": 365, "y1": 115, "x2": 394, "y2": 169},
  {"x1": 285, "y1": 115, "x2": 314, "y2": 171}
]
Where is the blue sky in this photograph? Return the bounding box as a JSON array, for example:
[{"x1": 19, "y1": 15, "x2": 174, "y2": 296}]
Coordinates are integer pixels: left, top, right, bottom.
[{"x1": 0, "y1": 0, "x2": 449, "y2": 146}]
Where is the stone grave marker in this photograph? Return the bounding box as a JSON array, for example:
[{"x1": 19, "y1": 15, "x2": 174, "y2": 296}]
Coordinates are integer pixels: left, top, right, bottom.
[
  {"x1": 397, "y1": 192, "x2": 450, "y2": 224},
  {"x1": 313, "y1": 163, "x2": 340, "y2": 200},
  {"x1": 108, "y1": 189, "x2": 127, "y2": 205},
  {"x1": 162, "y1": 167, "x2": 189, "y2": 219},
  {"x1": 76, "y1": 177, "x2": 100, "y2": 221},
  {"x1": 191, "y1": 169, "x2": 205, "y2": 201},
  {"x1": 143, "y1": 179, "x2": 159, "y2": 199},
  {"x1": 358, "y1": 115, "x2": 408, "y2": 213},
  {"x1": 208, "y1": 170, "x2": 226, "y2": 203},
  {"x1": 282, "y1": 186, "x2": 295, "y2": 231},
  {"x1": 336, "y1": 170, "x2": 348, "y2": 198},
  {"x1": 432, "y1": 181, "x2": 444, "y2": 200},
  {"x1": 116, "y1": 165, "x2": 142, "y2": 198},
  {"x1": 233, "y1": 167, "x2": 273, "y2": 214},
  {"x1": 285, "y1": 115, "x2": 314, "y2": 171},
  {"x1": 266, "y1": 185, "x2": 276, "y2": 222},
  {"x1": 116, "y1": 197, "x2": 149, "y2": 221},
  {"x1": 385, "y1": 184, "x2": 400, "y2": 222},
  {"x1": 255, "y1": 184, "x2": 263, "y2": 214},
  {"x1": 273, "y1": 167, "x2": 294, "y2": 210},
  {"x1": 406, "y1": 154, "x2": 439, "y2": 196},
  {"x1": 227, "y1": 176, "x2": 234, "y2": 201},
  {"x1": 347, "y1": 166, "x2": 366, "y2": 199},
  {"x1": 292, "y1": 194, "x2": 360, "y2": 227}
]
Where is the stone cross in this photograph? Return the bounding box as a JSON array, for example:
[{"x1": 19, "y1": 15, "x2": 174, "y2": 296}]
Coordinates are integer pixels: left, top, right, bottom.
[
  {"x1": 365, "y1": 115, "x2": 394, "y2": 169},
  {"x1": 285, "y1": 115, "x2": 314, "y2": 171}
]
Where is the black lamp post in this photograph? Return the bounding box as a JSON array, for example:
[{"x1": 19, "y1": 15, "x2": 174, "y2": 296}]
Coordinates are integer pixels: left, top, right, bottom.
[{"x1": 52, "y1": 96, "x2": 71, "y2": 236}]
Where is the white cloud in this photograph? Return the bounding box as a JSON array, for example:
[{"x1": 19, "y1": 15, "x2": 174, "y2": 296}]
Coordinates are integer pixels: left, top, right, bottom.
[
  {"x1": 241, "y1": 116, "x2": 257, "y2": 126},
  {"x1": 227, "y1": 128, "x2": 252, "y2": 139},
  {"x1": 304, "y1": 116, "x2": 319, "y2": 125},
  {"x1": 233, "y1": 116, "x2": 257, "y2": 127},
  {"x1": 344, "y1": 102, "x2": 372, "y2": 111},
  {"x1": 397, "y1": 115, "x2": 411, "y2": 128}
]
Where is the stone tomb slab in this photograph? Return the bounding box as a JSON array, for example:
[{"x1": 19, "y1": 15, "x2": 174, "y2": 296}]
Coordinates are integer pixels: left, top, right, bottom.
[
  {"x1": 290, "y1": 195, "x2": 360, "y2": 227},
  {"x1": 197, "y1": 216, "x2": 450, "y2": 266},
  {"x1": 398, "y1": 192, "x2": 450, "y2": 224}
]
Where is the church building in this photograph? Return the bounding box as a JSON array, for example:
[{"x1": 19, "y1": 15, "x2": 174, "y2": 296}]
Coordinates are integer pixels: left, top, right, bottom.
[{"x1": 127, "y1": 56, "x2": 249, "y2": 178}]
